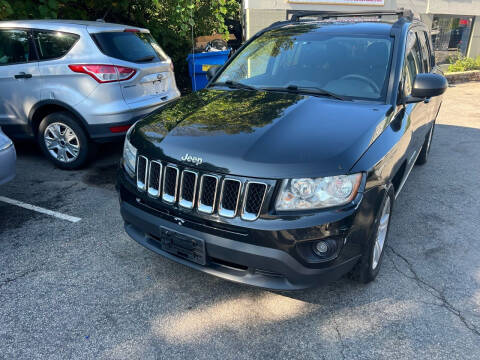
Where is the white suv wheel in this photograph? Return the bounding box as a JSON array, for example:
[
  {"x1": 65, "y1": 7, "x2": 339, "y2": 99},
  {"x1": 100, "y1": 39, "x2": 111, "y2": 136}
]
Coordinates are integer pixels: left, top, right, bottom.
[{"x1": 44, "y1": 122, "x2": 81, "y2": 163}]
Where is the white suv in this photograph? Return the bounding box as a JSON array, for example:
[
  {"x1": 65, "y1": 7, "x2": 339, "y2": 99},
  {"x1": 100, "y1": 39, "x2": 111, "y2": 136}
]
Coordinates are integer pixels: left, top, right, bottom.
[{"x1": 0, "y1": 20, "x2": 180, "y2": 169}]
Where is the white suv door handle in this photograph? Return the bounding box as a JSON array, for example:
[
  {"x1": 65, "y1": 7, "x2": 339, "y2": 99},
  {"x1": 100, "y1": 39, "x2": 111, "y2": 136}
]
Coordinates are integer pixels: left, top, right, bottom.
[{"x1": 14, "y1": 72, "x2": 32, "y2": 79}]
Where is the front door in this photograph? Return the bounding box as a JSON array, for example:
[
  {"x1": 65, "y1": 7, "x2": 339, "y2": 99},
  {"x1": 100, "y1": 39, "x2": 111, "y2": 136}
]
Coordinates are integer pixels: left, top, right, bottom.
[
  {"x1": 404, "y1": 31, "x2": 430, "y2": 159},
  {"x1": 0, "y1": 28, "x2": 39, "y2": 134}
]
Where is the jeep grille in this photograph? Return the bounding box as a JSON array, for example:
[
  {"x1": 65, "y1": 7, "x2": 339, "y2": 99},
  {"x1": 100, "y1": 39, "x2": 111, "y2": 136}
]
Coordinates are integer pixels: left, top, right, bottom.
[{"x1": 135, "y1": 156, "x2": 268, "y2": 221}]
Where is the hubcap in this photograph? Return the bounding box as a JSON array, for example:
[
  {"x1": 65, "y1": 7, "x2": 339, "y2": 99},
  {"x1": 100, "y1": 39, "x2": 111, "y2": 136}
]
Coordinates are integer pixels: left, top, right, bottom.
[
  {"x1": 372, "y1": 196, "x2": 391, "y2": 270},
  {"x1": 44, "y1": 123, "x2": 80, "y2": 163}
]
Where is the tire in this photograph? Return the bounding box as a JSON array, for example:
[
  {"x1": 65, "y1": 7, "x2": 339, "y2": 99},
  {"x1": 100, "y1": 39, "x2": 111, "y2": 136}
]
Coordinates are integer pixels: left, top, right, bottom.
[
  {"x1": 416, "y1": 122, "x2": 435, "y2": 165},
  {"x1": 37, "y1": 112, "x2": 93, "y2": 170},
  {"x1": 350, "y1": 187, "x2": 394, "y2": 284}
]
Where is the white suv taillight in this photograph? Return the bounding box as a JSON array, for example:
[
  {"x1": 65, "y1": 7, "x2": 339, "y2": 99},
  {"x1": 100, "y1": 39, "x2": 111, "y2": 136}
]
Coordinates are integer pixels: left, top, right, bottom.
[{"x1": 68, "y1": 64, "x2": 136, "y2": 83}]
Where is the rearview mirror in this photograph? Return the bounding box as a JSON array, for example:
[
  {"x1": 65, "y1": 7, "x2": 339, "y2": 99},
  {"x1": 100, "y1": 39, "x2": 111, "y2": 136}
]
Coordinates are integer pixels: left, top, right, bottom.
[
  {"x1": 206, "y1": 66, "x2": 220, "y2": 81},
  {"x1": 410, "y1": 73, "x2": 448, "y2": 100}
]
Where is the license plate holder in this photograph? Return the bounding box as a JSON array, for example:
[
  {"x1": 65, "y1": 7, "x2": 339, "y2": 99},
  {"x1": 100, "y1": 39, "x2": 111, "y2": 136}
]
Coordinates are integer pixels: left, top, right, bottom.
[
  {"x1": 153, "y1": 80, "x2": 166, "y2": 94},
  {"x1": 159, "y1": 228, "x2": 206, "y2": 266}
]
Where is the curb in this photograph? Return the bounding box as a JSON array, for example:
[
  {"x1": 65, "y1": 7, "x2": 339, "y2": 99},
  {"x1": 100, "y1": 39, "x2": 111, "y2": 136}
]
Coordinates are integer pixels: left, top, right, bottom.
[{"x1": 445, "y1": 70, "x2": 480, "y2": 84}]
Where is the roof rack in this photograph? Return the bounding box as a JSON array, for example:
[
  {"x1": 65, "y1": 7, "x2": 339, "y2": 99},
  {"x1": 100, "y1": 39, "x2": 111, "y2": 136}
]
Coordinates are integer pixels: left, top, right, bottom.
[{"x1": 290, "y1": 9, "x2": 414, "y2": 22}]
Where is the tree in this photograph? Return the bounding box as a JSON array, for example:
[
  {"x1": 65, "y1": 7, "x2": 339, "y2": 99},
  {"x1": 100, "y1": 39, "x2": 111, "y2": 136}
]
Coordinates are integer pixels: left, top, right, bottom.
[{"x1": 0, "y1": 0, "x2": 241, "y2": 90}]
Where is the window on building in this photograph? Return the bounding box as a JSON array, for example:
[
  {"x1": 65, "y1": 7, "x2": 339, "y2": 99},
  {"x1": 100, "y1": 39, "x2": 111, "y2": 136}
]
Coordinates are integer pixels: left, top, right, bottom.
[{"x1": 431, "y1": 15, "x2": 474, "y2": 65}]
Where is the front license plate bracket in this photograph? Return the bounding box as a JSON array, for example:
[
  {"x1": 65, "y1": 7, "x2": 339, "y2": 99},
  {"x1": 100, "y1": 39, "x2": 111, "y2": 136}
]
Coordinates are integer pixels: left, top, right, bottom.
[{"x1": 159, "y1": 228, "x2": 206, "y2": 266}]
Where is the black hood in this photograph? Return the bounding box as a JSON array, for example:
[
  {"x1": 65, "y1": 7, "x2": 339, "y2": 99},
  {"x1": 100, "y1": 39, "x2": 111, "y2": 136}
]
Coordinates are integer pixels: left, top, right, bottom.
[{"x1": 130, "y1": 89, "x2": 392, "y2": 179}]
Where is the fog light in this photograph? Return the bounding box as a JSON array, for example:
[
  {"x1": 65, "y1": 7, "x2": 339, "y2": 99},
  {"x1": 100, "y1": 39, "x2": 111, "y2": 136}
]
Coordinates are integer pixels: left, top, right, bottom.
[
  {"x1": 314, "y1": 241, "x2": 329, "y2": 254},
  {"x1": 312, "y1": 239, "x2": 338, "y2": 257}
]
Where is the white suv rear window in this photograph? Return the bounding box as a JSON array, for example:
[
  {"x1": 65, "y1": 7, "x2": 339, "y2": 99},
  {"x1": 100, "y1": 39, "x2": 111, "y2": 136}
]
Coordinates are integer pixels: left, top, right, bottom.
[{"x1": 92, "y1": 32, "x2": 167, "y2": 63}]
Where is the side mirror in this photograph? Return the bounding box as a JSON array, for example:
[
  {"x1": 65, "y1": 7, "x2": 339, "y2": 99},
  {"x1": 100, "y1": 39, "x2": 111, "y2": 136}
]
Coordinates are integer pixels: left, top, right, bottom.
[
  {"x1": 206, "y1": 66, "x2": 220, "y2": 81},
  {"x1": 404, "y1": 73, "x2": 448, "y2": 104},
  {"x1": 412, "y1": 73, "x2": 448, "y2": 98}
]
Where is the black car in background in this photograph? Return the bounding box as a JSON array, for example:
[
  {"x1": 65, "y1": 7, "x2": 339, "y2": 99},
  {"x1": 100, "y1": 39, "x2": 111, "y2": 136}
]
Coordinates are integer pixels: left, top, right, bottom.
[{"x1": 117, "y1": 10, "x2": 447, "y2": 290}]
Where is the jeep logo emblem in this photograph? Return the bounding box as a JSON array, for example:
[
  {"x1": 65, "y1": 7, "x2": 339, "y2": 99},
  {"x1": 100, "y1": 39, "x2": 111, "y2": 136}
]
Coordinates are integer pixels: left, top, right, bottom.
[{"x1": 181, "y1": 153, "x2": 203, "y2": 166}]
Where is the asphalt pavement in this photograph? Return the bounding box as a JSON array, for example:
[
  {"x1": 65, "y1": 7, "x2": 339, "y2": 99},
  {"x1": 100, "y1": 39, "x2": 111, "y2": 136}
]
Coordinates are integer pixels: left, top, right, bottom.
[{"x1": 1, "y1": 82, "x2": 480, "y2": 359}]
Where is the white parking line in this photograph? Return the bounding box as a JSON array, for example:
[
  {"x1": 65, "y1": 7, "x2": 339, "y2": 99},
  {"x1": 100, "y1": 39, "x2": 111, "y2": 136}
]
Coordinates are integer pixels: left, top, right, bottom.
[{"x1": 0, "y1": 196, "x2": 82, "y2": 223}]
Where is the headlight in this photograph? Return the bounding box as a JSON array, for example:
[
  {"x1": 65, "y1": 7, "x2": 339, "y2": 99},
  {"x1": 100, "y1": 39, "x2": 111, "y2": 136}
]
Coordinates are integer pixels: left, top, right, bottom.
[
  {"x1": 275, "y1": 173, "x2": 363, "y2": 211},
  {"x1": 122, "y1": 136, "x2": 137, "y2": 177}
]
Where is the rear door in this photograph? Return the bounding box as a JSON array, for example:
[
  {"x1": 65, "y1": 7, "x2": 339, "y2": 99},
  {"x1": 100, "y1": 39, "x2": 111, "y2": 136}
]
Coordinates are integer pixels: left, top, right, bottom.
[
  {"x1": 90, "y1": 30, "x2": 175, "y2": 107},
  {"x1": 32, "y1": 29, "x2": 89, "y2": 106},
  {"x1": 0, "y1": 28, "x2": 39, "y2": 131}
]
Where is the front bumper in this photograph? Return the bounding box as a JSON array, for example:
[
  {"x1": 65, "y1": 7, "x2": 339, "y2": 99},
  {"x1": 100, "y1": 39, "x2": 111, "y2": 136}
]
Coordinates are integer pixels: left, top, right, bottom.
[
  {"x1": 0, "y1": 142, "x2": 16, "y2": 185},
  {"x1": 122, "y1": 201, "x2": 361, "y2": 290},
  {"x1": 118, "y1": 171, "x2": 385, "y2": 290}
]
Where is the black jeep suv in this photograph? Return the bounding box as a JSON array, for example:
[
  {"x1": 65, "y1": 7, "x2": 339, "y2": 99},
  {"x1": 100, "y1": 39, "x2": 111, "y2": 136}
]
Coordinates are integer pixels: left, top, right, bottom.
[{"x1": 117, "y1": 10, "x2": 447, "y2": 290}]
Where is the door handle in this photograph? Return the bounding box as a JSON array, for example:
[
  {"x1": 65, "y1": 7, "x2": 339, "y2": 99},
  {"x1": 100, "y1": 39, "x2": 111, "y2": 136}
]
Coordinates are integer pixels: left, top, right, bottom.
[{"x1": 14, "y1": 72, "x2": 32, "y2": 79}]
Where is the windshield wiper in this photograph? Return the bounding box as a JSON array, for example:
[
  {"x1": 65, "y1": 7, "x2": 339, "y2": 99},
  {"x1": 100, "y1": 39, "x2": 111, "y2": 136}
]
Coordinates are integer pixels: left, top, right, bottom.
[
  {"x1": 210, "y1": 80, "x2": 257, "y2": 91},
  {"x1": 262, "y1": 84, "x2": 347, "y2": 101},
  {"x1": 135, "y1": 55, "x2": 155, "y2": 62}
]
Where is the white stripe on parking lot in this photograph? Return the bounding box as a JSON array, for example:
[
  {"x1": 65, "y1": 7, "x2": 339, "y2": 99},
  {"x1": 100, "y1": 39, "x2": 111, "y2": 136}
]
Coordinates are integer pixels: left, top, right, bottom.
[{"x1": 0, "y1": 196, "x2": 82, "y2": 223}]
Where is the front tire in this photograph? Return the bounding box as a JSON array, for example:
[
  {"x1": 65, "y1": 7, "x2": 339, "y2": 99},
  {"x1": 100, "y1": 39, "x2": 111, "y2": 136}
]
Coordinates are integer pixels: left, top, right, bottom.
[
  {"x1": 351, "y1": 187, "x2": 394, "y2": 284},
  {"x1": 37, "y1": 112, "x2": 92, "y2": 170}
]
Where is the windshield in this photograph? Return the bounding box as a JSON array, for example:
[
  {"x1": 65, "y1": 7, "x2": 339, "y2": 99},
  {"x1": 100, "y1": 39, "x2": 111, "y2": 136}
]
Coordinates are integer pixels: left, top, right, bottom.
[{"x1": 215, "y1": 27, "x2": 393, "y2": 100}]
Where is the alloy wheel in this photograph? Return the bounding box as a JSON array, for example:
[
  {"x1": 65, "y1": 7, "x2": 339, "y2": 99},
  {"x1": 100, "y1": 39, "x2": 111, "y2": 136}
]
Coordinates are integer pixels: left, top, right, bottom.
[
  {"x1": 372, "y1": 196, "x2": 391, "y2": 270},
  {"x1": 44, "y1": 122, "x2": 80, "y2": 163}
]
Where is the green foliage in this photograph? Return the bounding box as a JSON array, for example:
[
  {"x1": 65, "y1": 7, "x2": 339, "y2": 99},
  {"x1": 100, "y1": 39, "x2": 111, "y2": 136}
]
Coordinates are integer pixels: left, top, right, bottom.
[
  {"x1": 446, "y1": 51, "x2": 462, "y2": 65},
  {"x1": 0, "y1": 0, "x2": 241, "y2": 91},
  {"x1": 447, "y1": 55, "x2": 480, "y2": 73}
]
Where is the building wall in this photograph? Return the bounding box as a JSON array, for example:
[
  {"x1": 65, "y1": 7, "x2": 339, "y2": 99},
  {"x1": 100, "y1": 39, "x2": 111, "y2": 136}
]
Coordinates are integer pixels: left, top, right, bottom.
[
  {"x1": 244, "y1": 8, "x2": 285, "y2": 38},
  {"x1": 244, "y1": 0, "x2": 397, "y2": 38},
  {"x1": 468, "y1": 20, "x2": 480, "y2": 58},
  {"x1": 243, "y1": 0, "x2": 480, "y2": 58},
  {"x1": 397, "y1": 0, "x2": 480, "y2": 16}
]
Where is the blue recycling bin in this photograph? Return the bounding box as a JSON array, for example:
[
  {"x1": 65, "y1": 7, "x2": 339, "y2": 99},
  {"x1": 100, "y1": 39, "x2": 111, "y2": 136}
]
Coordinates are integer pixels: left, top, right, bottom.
[{"x1": 186, "y1": 50, "x2": 230, "y2": 91}]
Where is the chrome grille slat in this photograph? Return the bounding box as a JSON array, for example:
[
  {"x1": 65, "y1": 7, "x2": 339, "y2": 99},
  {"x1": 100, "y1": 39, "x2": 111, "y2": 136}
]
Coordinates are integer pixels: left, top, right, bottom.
[
  {"x1": 197, "y1": 174, "x2": 219, "y2": 214},
  {"x1": 218, "y1": 179, "x2": 242, "y2": 218},
  {"x1": 162, "y1": 165, "x2": 179, "y2": 203},
  {"x1": 147, "y1": 160, "x2": 162, "y2": 197},
  {"x1": 136, "y1": 155, "x2": 148, "y2": 191},
  {"x1": 179, "y1": 170, "x2": 198, "y2": 209},
  {"x1": 241, "y1": 182, "x2": 267, "y2": 221}
]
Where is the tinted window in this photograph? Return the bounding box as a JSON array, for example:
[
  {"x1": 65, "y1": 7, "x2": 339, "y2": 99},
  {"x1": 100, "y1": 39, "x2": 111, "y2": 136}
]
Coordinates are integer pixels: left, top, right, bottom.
[
  {"x1": 0, "y1": 29, "x2": 32, "y2": 65},
  {"x1": 404, "y1": 32, "x2": 422, "y2": 95},
  {"x1": 423, "y1": 31, "x2": 434, "y2": 67},
  {"x1": 34, "y1": 30, "x2": 79, "y2": 60},
  {"x1": 92, "y1": 32, "x2": 167, "y2": 63},
  {"x1": 417, "y1": 32, "x2": 430, "y2": 72},
  {"x1": 216, "y1": 28, "x2": 393, "y2": 100}
]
